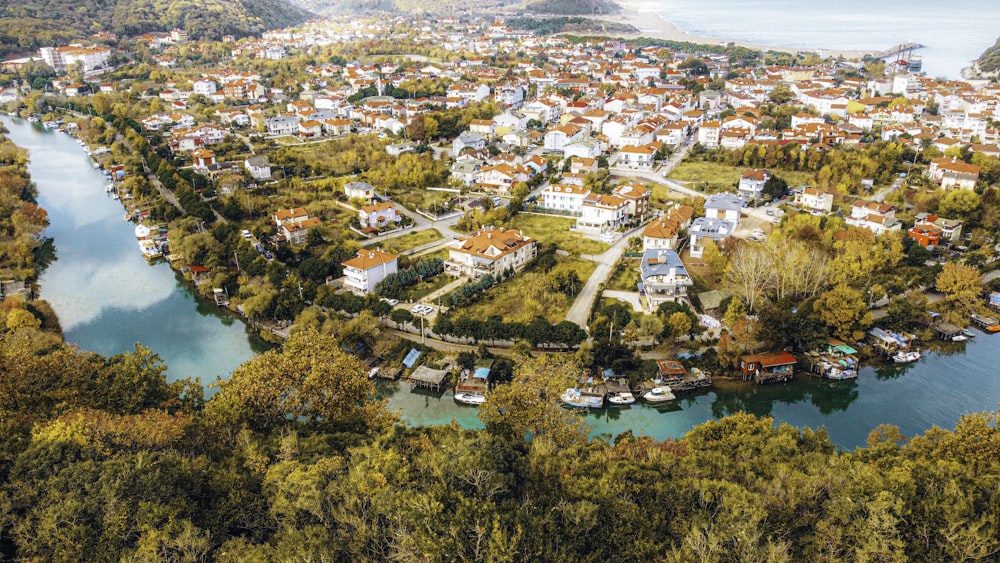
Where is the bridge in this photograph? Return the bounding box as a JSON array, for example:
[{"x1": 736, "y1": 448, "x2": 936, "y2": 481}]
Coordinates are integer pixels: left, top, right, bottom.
[{"x1": 871, "y1": 42, "x2": 925, "y2": 60}]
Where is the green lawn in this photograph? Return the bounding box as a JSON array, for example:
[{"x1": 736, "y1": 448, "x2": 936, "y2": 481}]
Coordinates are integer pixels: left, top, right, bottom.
[
  {"x1": 606, "y1": 258, "x2": 641, "y2": 291},
  {"x1": 378, "y1": 228, "x2": 443, "y2": 254},
  {"x1": 454, "y1": 256, "x2": 598, "y2": 324},
  {"x1": 404, "y1": 274, "x2": 455, "y2": 302},
  {"x1": 511, "y1": 214, "x2": 610, "y2": 256},
  {"x1": 669, "y1": 161, "x2": 816, "y2": 193}
]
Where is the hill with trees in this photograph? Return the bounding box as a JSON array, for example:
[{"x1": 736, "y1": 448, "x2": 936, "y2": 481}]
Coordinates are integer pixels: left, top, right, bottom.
[
  {"x1": 0, "y1": 0, "x2": 314, "y2": 58},
  {"x1": 975, "y1": 36, "x2": 1000, "y2": 75}
]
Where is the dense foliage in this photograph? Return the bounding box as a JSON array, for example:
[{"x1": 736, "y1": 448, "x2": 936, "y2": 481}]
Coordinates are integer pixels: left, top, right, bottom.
[
  {"x1": 524, "y1": 0, "x2": 620, "y2": 15},
  {"x1": 506, "y1": 16, "x2": 636, "y2": 36},
  {"x1": 976, "y1": 35, "x2": 1000, "y2": 74},
  {"x1": 0, "y1": 0, "x2": 314, "y2": 57}
]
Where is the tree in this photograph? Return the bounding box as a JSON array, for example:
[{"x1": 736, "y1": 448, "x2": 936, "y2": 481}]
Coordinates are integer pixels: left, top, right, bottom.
[
  {"x1": 938, "y1": 189, "x2": 981, "y2": 223},
  {"x1": 935, "y1": 261, "x2": 983, "y2": 320},
  {"x1": 665, "y1": 311, "x2": 693, "y2": 339},
  {"x1": 724, "y1": 243, "x2": 776, "y2": 313},
  {"x1": 762, "y1": 174, "x2": 789, "y2": 201},
  {"x1": 207, "y1": 328, "x2": 391, "y2": 433},
  {"x1": 813, "y1": 284, "x2": 872, "y2": 341}
]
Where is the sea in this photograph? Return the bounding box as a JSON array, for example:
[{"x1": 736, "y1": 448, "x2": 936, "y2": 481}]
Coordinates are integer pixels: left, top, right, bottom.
[{"x1": 651, "y1": 0, "x2": 1000, "y2": 78}]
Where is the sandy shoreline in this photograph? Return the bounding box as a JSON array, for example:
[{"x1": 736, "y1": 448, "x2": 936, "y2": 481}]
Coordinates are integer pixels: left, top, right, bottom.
[{"x1": 593, "y1": 0, "x2": 875, "y2": 60}]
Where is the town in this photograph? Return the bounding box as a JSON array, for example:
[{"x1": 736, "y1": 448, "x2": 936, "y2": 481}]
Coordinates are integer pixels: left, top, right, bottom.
[{"x1": 3, "y1": 13, "x2": 1000, "y2": 409}]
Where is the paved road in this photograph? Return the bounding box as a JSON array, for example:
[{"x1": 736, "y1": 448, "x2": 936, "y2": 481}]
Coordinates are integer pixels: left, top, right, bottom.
[{"x1": 565, "y1": 224, "x2": 644, "y2": 328}]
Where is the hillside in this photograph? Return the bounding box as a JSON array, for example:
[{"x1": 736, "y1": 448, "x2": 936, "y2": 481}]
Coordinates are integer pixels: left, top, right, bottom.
[
  {"x1": 0, "y1": 0, "x2": 314, "y2": 58},
  {"x1": 976, "y1": 36, "x2": 1000, "y2": 75}
]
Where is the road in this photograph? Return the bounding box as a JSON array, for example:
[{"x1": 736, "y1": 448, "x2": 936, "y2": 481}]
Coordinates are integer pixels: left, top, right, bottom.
[{"x1": 565, "y1": 224, "x2": 644, "y2": 328}]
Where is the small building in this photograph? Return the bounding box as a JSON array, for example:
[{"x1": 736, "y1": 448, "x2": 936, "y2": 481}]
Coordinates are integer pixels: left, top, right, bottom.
[
  {"x1": 344, "y1": 181, "x2": 376, "y2": 202},
  {"x1": 739, "y1": 351, "x2": 796, "y2": 384},
  {"x1": 703, "y1": 192, "x2": 744, "y2": 225},
  {"x1": 737, "y1": 168, "x2": 770, "y2": 202},
  {"x1": 579, "y1": 193, "x2": 629, "y2": 230},
  {"x1": 244, "y1": 155, "x2": 271, "y2": 181},
  {"x1": 191, "y1": 148, "x2": 215, "y2": 171},
  {"x1": 613, "y1": 182, "x2": 651, "y2": 218},
  {"x1": 272, "y1": 208, "x2": 321, "y2": 245},
  {"x1": 795, "y1": 186, "x2": 834, "y2": 213},
  {"x1": 928, "y1": 157, "x2": 981, "y2": 190},
  {"x1": 342, "y1": 248, "x2": 398, "y2": 295}
]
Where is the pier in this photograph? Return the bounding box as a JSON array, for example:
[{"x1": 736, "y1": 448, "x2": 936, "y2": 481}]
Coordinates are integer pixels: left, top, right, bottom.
[{"x1": 872, "y1": 42, "x2": 924, "y2": 60}]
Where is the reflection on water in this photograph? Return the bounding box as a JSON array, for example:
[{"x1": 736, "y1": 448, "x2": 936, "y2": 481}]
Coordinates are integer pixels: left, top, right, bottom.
[{"x1": 2, "y1": 116, "x2": 266, "y2": 393}]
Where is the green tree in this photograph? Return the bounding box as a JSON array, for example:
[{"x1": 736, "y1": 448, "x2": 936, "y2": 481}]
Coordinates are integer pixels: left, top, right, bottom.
[{"x1": 814, "y1": 284, "x2": 872, "y2": 341}]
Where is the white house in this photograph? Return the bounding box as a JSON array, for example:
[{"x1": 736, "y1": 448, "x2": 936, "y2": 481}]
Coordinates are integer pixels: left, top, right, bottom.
[
  {"x1": 344, "y1": 181, "x2": 376, "y2": 202},
  {"x1": 544, "y1": 124, "x2": 584, "y2": 152},
  {"x1": 689, "y1": 216, "x2": 736, "y2": 259},
  {"x1": 359, "y1": 202, "x2": 398, "y2": 229},
  {"x1": 272, "y1": 208, "x2": 322, "y2": 245},
  {"x1": 737, "y1": 169, "x2": 770, "y2": 202},
  {"x1": 444, "y1": 227, "x2": 537, "y2": 278},
  {"x1": 579, "y1": 194, "x2": 628, "y2": 230},
  {"x1": 615, "y1": 144, "x2": 656, "y2": 170},
  {"x1": 453, "y1": 132, "x2": 486, "y2": 154},
  {"x1": 639, "y1": 249, "x2": 693, "y2": 309},
  {"x1": 244, "y1": 156, "x2": 271, "y2": 181},
  {"x1": 540, "y1": 183, "x2": 589, "y2": 214},
  {"x1": 795, "y1": 187, "x2": 834, "y2": 213},
  {"x1": 342, "y1": 249, "x2": 398, "y2": 295},
  {"x1": 928, "y1": 157, "x2": 982, "y2": 190},
  {"x1": 845, "y1": 200, "x2": 902, "y2": 236},
  {"x1": 193, "y1": 79, "x2": 217, "y2": 96},
  {"x1": 704, "y1": 192, "x2": 744, "y2": 226},
  {"x1": 266, "y1": 115, "x2": 298, "y2": 136}
]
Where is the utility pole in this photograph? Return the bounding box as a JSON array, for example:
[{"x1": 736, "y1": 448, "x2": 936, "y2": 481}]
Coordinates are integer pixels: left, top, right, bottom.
[{"x1": 234, "y1": 251, "x2": 240, "y2": 273}]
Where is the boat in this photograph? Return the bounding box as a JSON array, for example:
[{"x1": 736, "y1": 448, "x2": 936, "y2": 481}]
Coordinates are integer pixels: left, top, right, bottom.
[
  {"x1": 642, "y1": 387, "x2": 675, "y2": 403},
  {"x1": 825, "y1": 367, "x2": 857, "y2": 380},
  {"x1": 962, "y1": 328, "x2": 977, "y2": 338},
  {"x1": 106, "y1": 183, "x2": 115, "y2": 192},
  {"x1": 138, "y1": 239, "x2": 162, "y2": 259},
  {"x1": 560, "y1": 388, "x2": 604, "y2": 409},
  {"x1": 111, "y1": 192, "x2": 119, "y2": 200},
  {"x1": 454, "y1": 392, "x2": 486, "y2": 406},
  {"x1": 892, "y1": 349, "x2": 920, "y2": 363},
  {"x1": 607, "y1": 392, "x2": 635, "y2": 405},
  {"x1": 970, "y1": 313, "x2": 1000, "y2": 333},
  {"x1": 951, "y1": 333, "x2": 968, "y2": 342},
  {"x1": 124, "y1": 213, "x2": 132, "y2": 222}
]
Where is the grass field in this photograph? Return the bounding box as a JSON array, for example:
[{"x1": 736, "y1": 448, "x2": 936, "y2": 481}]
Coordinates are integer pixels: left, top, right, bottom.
[
  {"x1": 511, "y1": 214, "x2": 610, "y2": 256},
  {"x1": 669, "y1": 161, "x2": 816, "y2": 193},
  {"x1": 606, "y1": 258, "x2": 642, "y2": 291},
  {"x1": 453, "y1": 256, "x2": 598, "y2": 324},
  {"x1": 377, "y1": 228, "x2": 443, "y2": 254}
]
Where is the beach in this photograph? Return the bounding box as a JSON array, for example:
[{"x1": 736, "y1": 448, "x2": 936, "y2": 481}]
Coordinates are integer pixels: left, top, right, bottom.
[{"x1": 598, "y1": 0, "x2": 875, "y2": 60}]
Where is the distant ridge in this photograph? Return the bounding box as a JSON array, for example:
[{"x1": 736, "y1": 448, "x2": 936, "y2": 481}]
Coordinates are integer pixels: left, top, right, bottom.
[
  {"x1": 974, "y1": 36, "x2": 1000, "y2": 76},
  {"x1": 291, "y1": 0, "x2": 617, "y2": 16},
  {"x1": 0, "y1": 0, "x2": 315, "y2": 58}
]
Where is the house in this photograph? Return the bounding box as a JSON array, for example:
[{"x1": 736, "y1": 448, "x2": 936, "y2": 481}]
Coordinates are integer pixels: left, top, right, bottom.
[
  {"x1": 453, "y1": 132, "x2": 486, "y2": 154},
  {"x1": 739, "y1": 351, "x2": 796, "y2": 383},
  {"x1": 540, "y1": 183, "x2": 589, "y2": 214},
  {"x1": 342, "y1": 249, "x2": 398, "y2": 295},
  {"x1": 795, "y1": 187, "x2": 834, "y2": 213},
  {"x1": 642, "y1": 216, "x2": 682, "y2": 251},
  {"x1": 191, "y1": 149, "x2": 215, "y2": 171},
  {"x1": 612, "y1": 183, "x2": 651, "y2": 218},
  {"x1": 703, "y1": 192, "x2": 744, "y2": 225},
  {"x1": 928, "y1": 157, "x2": 981, "y2": 189},
  {"x1": 444, "y1": 227, "x2": 537, "y2": 278},
  {"x1": 265, "y1": 115, "x2": 298, "y2": 136},
  {"x1": 451, "y1": 160, "x2": 482, "y2": 188},
  {"x1": 688, "y1": 217, "x2": 735, "y2": 259},
  {"x1": 845, "y1": 200, "x2": 901, "y2": 235},
  {"x1": 908, "y1": 224, "x2": 941, "y2": 248},
  {"x1": 244, "y1": 156, "x2": 271, "y2": 181},
  {"x1": 344, "y1": 181, "x2": 376, "y2": 203},
  {"x1": 579, "y1": 194, "x2": 629, "y2": 230},
  {"x1": 544, "y1": 124, "x2": 584, "y2": 152},
  {"x1": 615, "y1": 144, "x2": 656, "y2": 170},
  {"x1": 639, "y1": 249, "x2": 693, "y2": 309},
  {"x1": 272, "y1": 208, "x2": 321, "y2": 244},
  {"x1": 737, "y1": 169, "x2": 770, "y2": 202},
  {"x1": 913, "y1": 212, "x2": 963, "y2": 245},
  {"x1": 359, "y1": 202, "x2": 398, "y2": 229}
]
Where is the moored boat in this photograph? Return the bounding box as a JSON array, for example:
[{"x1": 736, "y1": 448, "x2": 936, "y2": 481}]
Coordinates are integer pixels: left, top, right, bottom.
[
  {"x1": 892, "y1": 349, "x2": 920, "y2": 363},
  {"x1": 642, "y1": 387, "x2": 675, "y2": 403},
  {"x1": 454, "y1": 392, "x2": 486, "y2": 406},
  {"x1": 560, "y1": 388, "x2": 603, "y2": 409},
  {"x1": 951, "y1": 333, "x2": 968, "y2": 342},
  {"x1": 607, "y1": 392, "x2": 635, "y2": 405}
]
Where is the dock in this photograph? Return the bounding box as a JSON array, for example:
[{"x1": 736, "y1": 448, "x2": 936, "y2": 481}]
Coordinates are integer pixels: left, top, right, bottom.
[
  {"x1": 408, "y1": 365, "x2": 449, "y2": 391},
  {"x1": 970, "y1": 313, "x2": 1000, "y2": 333},
  {"x1": 931, "y1": 321, "x2": 963, "y2": 340}
]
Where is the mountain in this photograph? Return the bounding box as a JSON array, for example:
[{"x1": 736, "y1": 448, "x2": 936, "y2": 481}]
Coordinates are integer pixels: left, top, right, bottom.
[
  {"x1": 0, "y1": 0, "x2": 315, "y2": 58},
  {"x1": 292, "y1": 0, "x2": 617, "y2": 15}
]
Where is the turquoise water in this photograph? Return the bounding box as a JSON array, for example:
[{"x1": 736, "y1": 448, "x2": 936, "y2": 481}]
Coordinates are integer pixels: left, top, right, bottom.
[
  {"x1": 384, "y1": 334, "x2": 1000, "y2": 450},
  {"x1": 8, "y1": 115, "x2": 1000, "y2": 450},
  {"x1": 649, "y1": 0, "x2": 1000, "y2": 78},
  {"x1": 2, "y1": 117, "x2": 268, "y2": 394}
]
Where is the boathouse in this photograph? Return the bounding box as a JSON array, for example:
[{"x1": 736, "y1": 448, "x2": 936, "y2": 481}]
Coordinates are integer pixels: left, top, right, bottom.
[{"x1": 739, "y1": 351, "x2": 796, "y2": 384}]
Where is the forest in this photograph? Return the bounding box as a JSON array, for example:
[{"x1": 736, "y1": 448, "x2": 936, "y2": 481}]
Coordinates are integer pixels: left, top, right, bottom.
[{"x1": 0, "y1": 0, "x2": 313, "y2": 58}]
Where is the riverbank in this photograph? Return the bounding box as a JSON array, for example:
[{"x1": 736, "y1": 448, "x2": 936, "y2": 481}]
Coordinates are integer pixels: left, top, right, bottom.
[{"x1": 591, "y1": 0, "x2": 875, "y2": 59}]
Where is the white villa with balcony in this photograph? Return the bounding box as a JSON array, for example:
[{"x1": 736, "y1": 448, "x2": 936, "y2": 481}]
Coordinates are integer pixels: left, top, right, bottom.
[
  {"x1": 342, "y1": 249, "x2": 398, "y2": 295},
  {"x1": 445, "y1": 228, "x2": 536, "y2": 278}
]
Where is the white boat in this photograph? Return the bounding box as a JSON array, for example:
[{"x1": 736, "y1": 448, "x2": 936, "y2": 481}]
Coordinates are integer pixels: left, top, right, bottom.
[
  {"x1": 111, "y1": 192, "x2": 119, "y2": 200},
  {"x1": 454, "y1": 392, "x2": 486, "y2": 406},
  {"x1": 106, "y1": 183, "x2": 115, "y2": 192},
  {"x1": 892, "y1": 349, "x2": 920, "y2": 363},
  {"x1": 138, "y1": 239, "x2": 162, "y2": 259},
  {"x1": 962, "y1": 328, "x2": 977, "y2": 338},
  {"x1": 642, "y1": 387, "x2": 675, "y2": 403},
  {"x1": 951, "y1": 334, "x2": 968, "y2": 342},
  {"x1": 560, "y1": 388, "x2": 603, "y2": 409},
  {"x1": 608, "y1": 392, "x2": 635, "y2": 405}
]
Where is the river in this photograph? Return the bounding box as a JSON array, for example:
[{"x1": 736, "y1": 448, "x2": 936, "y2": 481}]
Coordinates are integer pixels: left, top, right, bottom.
[
  {"x1": 7, "y1": 115, "x2": 1000, "y2": 450},
  {"x1": 2, "y1": 116, "x2": 268, "y2": 394}
]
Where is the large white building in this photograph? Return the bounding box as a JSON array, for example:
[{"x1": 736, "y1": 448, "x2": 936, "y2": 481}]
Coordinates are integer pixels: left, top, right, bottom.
[
  {"x1": 40, "y1": 45, "x2": 111, "y2": 73},
  {"x1": 540, "y1": 183, "x2": 589, "y2": 214},
  {"x1": 342, "y1": 249, "x2": 398, "y2": 295},
  {"x1": 445, "y1": 228, "x2": 536, "y2": 278}
]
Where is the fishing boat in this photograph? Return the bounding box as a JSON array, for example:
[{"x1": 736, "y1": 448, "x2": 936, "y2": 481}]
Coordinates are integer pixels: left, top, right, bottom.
[
  {"x1": 962, "y1": 328, "x2": 977, "y2": 338},
  {"x1": 454, "y1": 392, "x2": 486, "y2": 406},
  {"x1": 560, "y1": 388, "x2": 604, "y2": 409},
  {"x1": 970, "y1": 313, "x2": 1000, "y2": 333},
  {"x1": 642, "y1": 387, "x2": 675, "y2": 404},
  {"x1": 951, "y1": 333, "x2": 968, "y2": 342},
  {"x1": 607, "y1": 392, "x2": 635, "y2": 405},
  {"x1": 892, "y1": 349, "x2": 920, "y2": 363}
]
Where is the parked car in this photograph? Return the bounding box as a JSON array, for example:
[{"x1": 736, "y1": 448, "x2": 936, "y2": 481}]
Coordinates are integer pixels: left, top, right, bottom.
[
  {"x1": 381, "y1": 298, "x2": 400, "y2": 306},
  {"x1": 241, "y1": 229, "x2": 252, "y2": 239},
  {"x1": 412, "y1": 304, "x2": 434, "y2": 315}
]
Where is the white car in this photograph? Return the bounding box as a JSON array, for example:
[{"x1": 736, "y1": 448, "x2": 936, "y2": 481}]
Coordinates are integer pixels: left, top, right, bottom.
[
  {"x1": 381, "y1": 298, "x2": 399, "y2": 306},
  {"x1": 412, "y1": 304, "x2": 434, "y2": 315}
]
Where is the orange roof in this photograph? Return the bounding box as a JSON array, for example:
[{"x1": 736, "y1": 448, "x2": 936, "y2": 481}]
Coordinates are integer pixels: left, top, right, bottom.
[
  {"x1": 361, "y1": 201, "x2": 395, "y2": 214},
  {"x1": 342, "y1": 249, "x2": 397, "y2": 270},
  {"x1": 642, "y1": 217, "x2": 680, "y2": 239},
  {"x1": 451, "y1": 228, "x2": 533, "y2": 261},
  {"x1": 741, "y1": 351, "x2": 796, "y2": 367}
]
